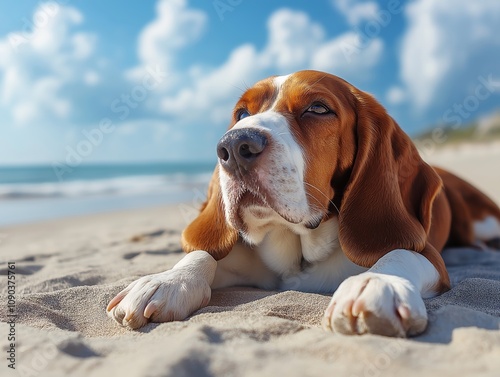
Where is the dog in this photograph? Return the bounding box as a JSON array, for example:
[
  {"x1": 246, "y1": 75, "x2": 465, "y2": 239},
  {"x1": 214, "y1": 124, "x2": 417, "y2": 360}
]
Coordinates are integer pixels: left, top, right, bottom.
[{"x1": 107, "y1": 70, "x2": 500, "y2": 337}]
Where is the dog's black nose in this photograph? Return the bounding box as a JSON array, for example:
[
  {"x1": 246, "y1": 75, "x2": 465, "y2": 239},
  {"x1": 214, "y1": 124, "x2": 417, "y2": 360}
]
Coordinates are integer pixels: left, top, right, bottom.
[{"x1": 217, "y1": 129, "x2": 268, "y2": 174}]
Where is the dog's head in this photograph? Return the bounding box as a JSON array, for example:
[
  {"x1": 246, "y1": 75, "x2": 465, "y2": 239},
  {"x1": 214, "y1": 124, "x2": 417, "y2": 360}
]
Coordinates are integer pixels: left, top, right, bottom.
[{"x1": 182, "y1": 70, "x2": 442, "y2": 265}]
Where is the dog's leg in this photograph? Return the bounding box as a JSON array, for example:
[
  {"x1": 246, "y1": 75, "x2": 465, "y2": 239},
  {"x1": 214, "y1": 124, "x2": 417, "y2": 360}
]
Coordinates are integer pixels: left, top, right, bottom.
[
  {"x1": 107, "y1": 244, "x2": 277, "y2": 329},
  {"x1": 474, "y1": 215, "x2": 500, "y2": 250},
  {"x1": 322, "y1": 249, "x2": 439, "y2": 337},
  {"x1": 107, "y1": 250, "x2": 216, "y2": 329}
]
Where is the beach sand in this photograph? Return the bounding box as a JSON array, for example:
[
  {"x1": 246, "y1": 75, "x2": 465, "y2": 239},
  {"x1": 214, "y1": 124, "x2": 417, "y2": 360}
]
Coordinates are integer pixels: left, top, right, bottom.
[{"x1": 1, "y1": 144, "x2": 500, "y2": 377}]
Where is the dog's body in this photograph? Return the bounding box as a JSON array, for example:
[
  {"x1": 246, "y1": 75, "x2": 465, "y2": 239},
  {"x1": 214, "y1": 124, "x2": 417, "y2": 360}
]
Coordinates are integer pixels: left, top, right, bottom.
[{"x1": 108, "y1": 71, "x2": 500, "y2": 337}]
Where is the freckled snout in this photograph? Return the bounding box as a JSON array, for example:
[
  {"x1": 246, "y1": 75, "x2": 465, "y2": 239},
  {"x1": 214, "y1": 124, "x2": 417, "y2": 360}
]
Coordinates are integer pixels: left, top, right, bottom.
[{"x1": 217, "y1": 128, "x2": 268, "y2": 174}]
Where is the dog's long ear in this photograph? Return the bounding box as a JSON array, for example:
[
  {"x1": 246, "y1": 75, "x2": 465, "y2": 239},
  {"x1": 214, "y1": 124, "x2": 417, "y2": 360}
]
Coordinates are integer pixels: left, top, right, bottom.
[
  {"x1": 181, "y1": 167, "x2": 238, "y2": 260},
  {"x1": 338, "y1": 90, "x2": 443, "y2": 268}
]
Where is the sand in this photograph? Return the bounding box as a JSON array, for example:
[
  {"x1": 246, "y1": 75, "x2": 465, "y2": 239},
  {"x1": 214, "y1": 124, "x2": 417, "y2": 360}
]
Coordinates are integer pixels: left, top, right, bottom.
[{"x1": 1, "y1": 144, "x2": 500, "y2": 377}]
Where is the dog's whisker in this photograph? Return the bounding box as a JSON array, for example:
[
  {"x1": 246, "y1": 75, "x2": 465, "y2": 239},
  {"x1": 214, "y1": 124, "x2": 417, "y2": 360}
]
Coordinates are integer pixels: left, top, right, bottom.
[{"x1": 303, "y1": 182, "x2": 340, "y2": 215}]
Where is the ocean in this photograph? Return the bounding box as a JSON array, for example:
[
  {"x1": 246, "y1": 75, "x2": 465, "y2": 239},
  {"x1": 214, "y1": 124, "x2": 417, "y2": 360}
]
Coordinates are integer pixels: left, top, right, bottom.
[{"x1": 0, "y1": 162, "x2": 215, "y2": 227}]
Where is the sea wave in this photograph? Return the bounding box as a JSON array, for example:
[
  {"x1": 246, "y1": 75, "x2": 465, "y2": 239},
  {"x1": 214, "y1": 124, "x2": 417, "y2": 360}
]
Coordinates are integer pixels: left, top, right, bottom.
[{"x1": 0, "y1": 173, "x2": 212, "y2": 200}]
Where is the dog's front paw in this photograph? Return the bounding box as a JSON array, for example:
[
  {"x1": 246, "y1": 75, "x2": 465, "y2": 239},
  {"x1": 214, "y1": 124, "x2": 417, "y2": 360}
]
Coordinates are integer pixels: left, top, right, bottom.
[
  {"x1": 322, "y1": 272, "x2": 427, "y2": 337},
  {"x1": 106, "y1": 268, "x2": 211, "y2": 329}
]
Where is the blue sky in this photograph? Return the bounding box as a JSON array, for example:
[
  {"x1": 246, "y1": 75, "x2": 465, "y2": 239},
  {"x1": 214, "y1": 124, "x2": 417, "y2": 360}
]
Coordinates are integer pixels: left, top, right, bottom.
[{"x1": 0, "y1": 0, "x2": 499, "y2": 165}]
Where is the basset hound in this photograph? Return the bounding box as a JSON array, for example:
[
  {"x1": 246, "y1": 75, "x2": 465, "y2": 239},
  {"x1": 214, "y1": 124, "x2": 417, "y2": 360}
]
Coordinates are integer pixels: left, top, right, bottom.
[{"x1": 107, "y1": 70, "x2": 500, "y2": 337}]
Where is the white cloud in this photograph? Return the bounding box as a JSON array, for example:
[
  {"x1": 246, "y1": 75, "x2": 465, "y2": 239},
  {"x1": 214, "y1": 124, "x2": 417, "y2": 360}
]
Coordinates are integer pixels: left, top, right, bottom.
[
  {"x1": 332, "y1": 0, "x2": 379, "y2": 26},
  {"x1": 12, "y1": 77, "x2": 71, "y2": 123},
  {"x1": 0, "y1": 4, "x2": 97, "y2": 125},
  {"x1": 398, "y1": 0, "x2": 500, "y2": 109},
  {"x1": 263, "y1": 8, "x2": 383, "y2": 77},
  {"x1": 386, "y1": 86, "x2": 406, "y2": 105},
  {"x1": 311, "y1": 32, "x2": 383, "y2": 77},
  {"x1": 0, "y1": 1, "x2": 387, "y2": 163},
  {"x1": 83, "y1": 71, "x2": 100, "y2": 86},
  {"x1": 129, "y1": 0, "x2": 207, "y2": 81},
  {"x1": 261, "y1": 9, "x2": 324, "y2": 71},
  {"x1": 156, "y1": 8, "x2": 383, "y2": 124},
  {"x1": 161, "y1": 44, "x2": 260, "y2": 124}
]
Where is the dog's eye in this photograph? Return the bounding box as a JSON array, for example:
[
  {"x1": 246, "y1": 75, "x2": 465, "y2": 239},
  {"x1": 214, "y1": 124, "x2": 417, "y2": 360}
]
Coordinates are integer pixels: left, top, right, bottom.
[
  {"x1": 306, "y1": 103, "x2": 331, "y2": 114},
  {"x1": 237, "y1": 110, "x2": 251, "y2": 121}
]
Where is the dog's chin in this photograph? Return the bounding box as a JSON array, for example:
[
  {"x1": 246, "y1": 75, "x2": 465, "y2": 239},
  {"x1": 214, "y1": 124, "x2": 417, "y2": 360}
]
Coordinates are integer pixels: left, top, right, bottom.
[
  {"x1": 226, "y1": 190, "x2": 268, "y2": 230},
  {"x1": 225, "y1": 188, "x2": 309, "y2": 231}
]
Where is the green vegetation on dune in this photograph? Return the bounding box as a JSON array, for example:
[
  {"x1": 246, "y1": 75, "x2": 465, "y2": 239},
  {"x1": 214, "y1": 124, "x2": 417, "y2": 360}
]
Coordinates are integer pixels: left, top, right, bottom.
[{"x1": 413, "y1": 111, "x2": 500, "y2": 147}]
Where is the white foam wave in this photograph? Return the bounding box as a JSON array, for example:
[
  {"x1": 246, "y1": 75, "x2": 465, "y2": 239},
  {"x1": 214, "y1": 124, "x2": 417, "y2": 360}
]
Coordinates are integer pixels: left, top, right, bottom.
[{"x1": 0, "y1": 173, "x2": 212, "y2": 200}]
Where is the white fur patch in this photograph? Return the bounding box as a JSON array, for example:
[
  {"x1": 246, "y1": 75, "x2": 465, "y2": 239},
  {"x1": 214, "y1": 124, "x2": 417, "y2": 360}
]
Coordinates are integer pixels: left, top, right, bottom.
[
  {"x1": 301, "y1": 217, "x2": 340, "y2": 263},
  {"x1": 279, "y1": 244, "x2": 366, "y2": 293},
  {"x1": 474, "y1": 215, "x2": 500, "y2": 241},
  {"x1": 212, "y1": 243, "x2": 278, "y2": 290},
  {"x1": 213, "y1": 218, "x2": 366, "y2": 294},
  {"x1": 322, "y1": 249, "x2": 439, "y2": 337},
  {"x1": 257, "y1": 226, "x2": 302, "y2": 276},
  {"x1": 270, "y1": 74, "x2": 291, "y2": 109}
]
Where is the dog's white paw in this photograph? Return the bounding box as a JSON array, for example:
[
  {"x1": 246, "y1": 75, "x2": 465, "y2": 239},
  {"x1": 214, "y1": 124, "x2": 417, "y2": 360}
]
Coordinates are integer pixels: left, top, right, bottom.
[
  {"x1": 322, "y1": 272, "x2": 428, "y2": 337},
  {"x1": 107, "y1": 267, "x2": 211, "y2": 329}
]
